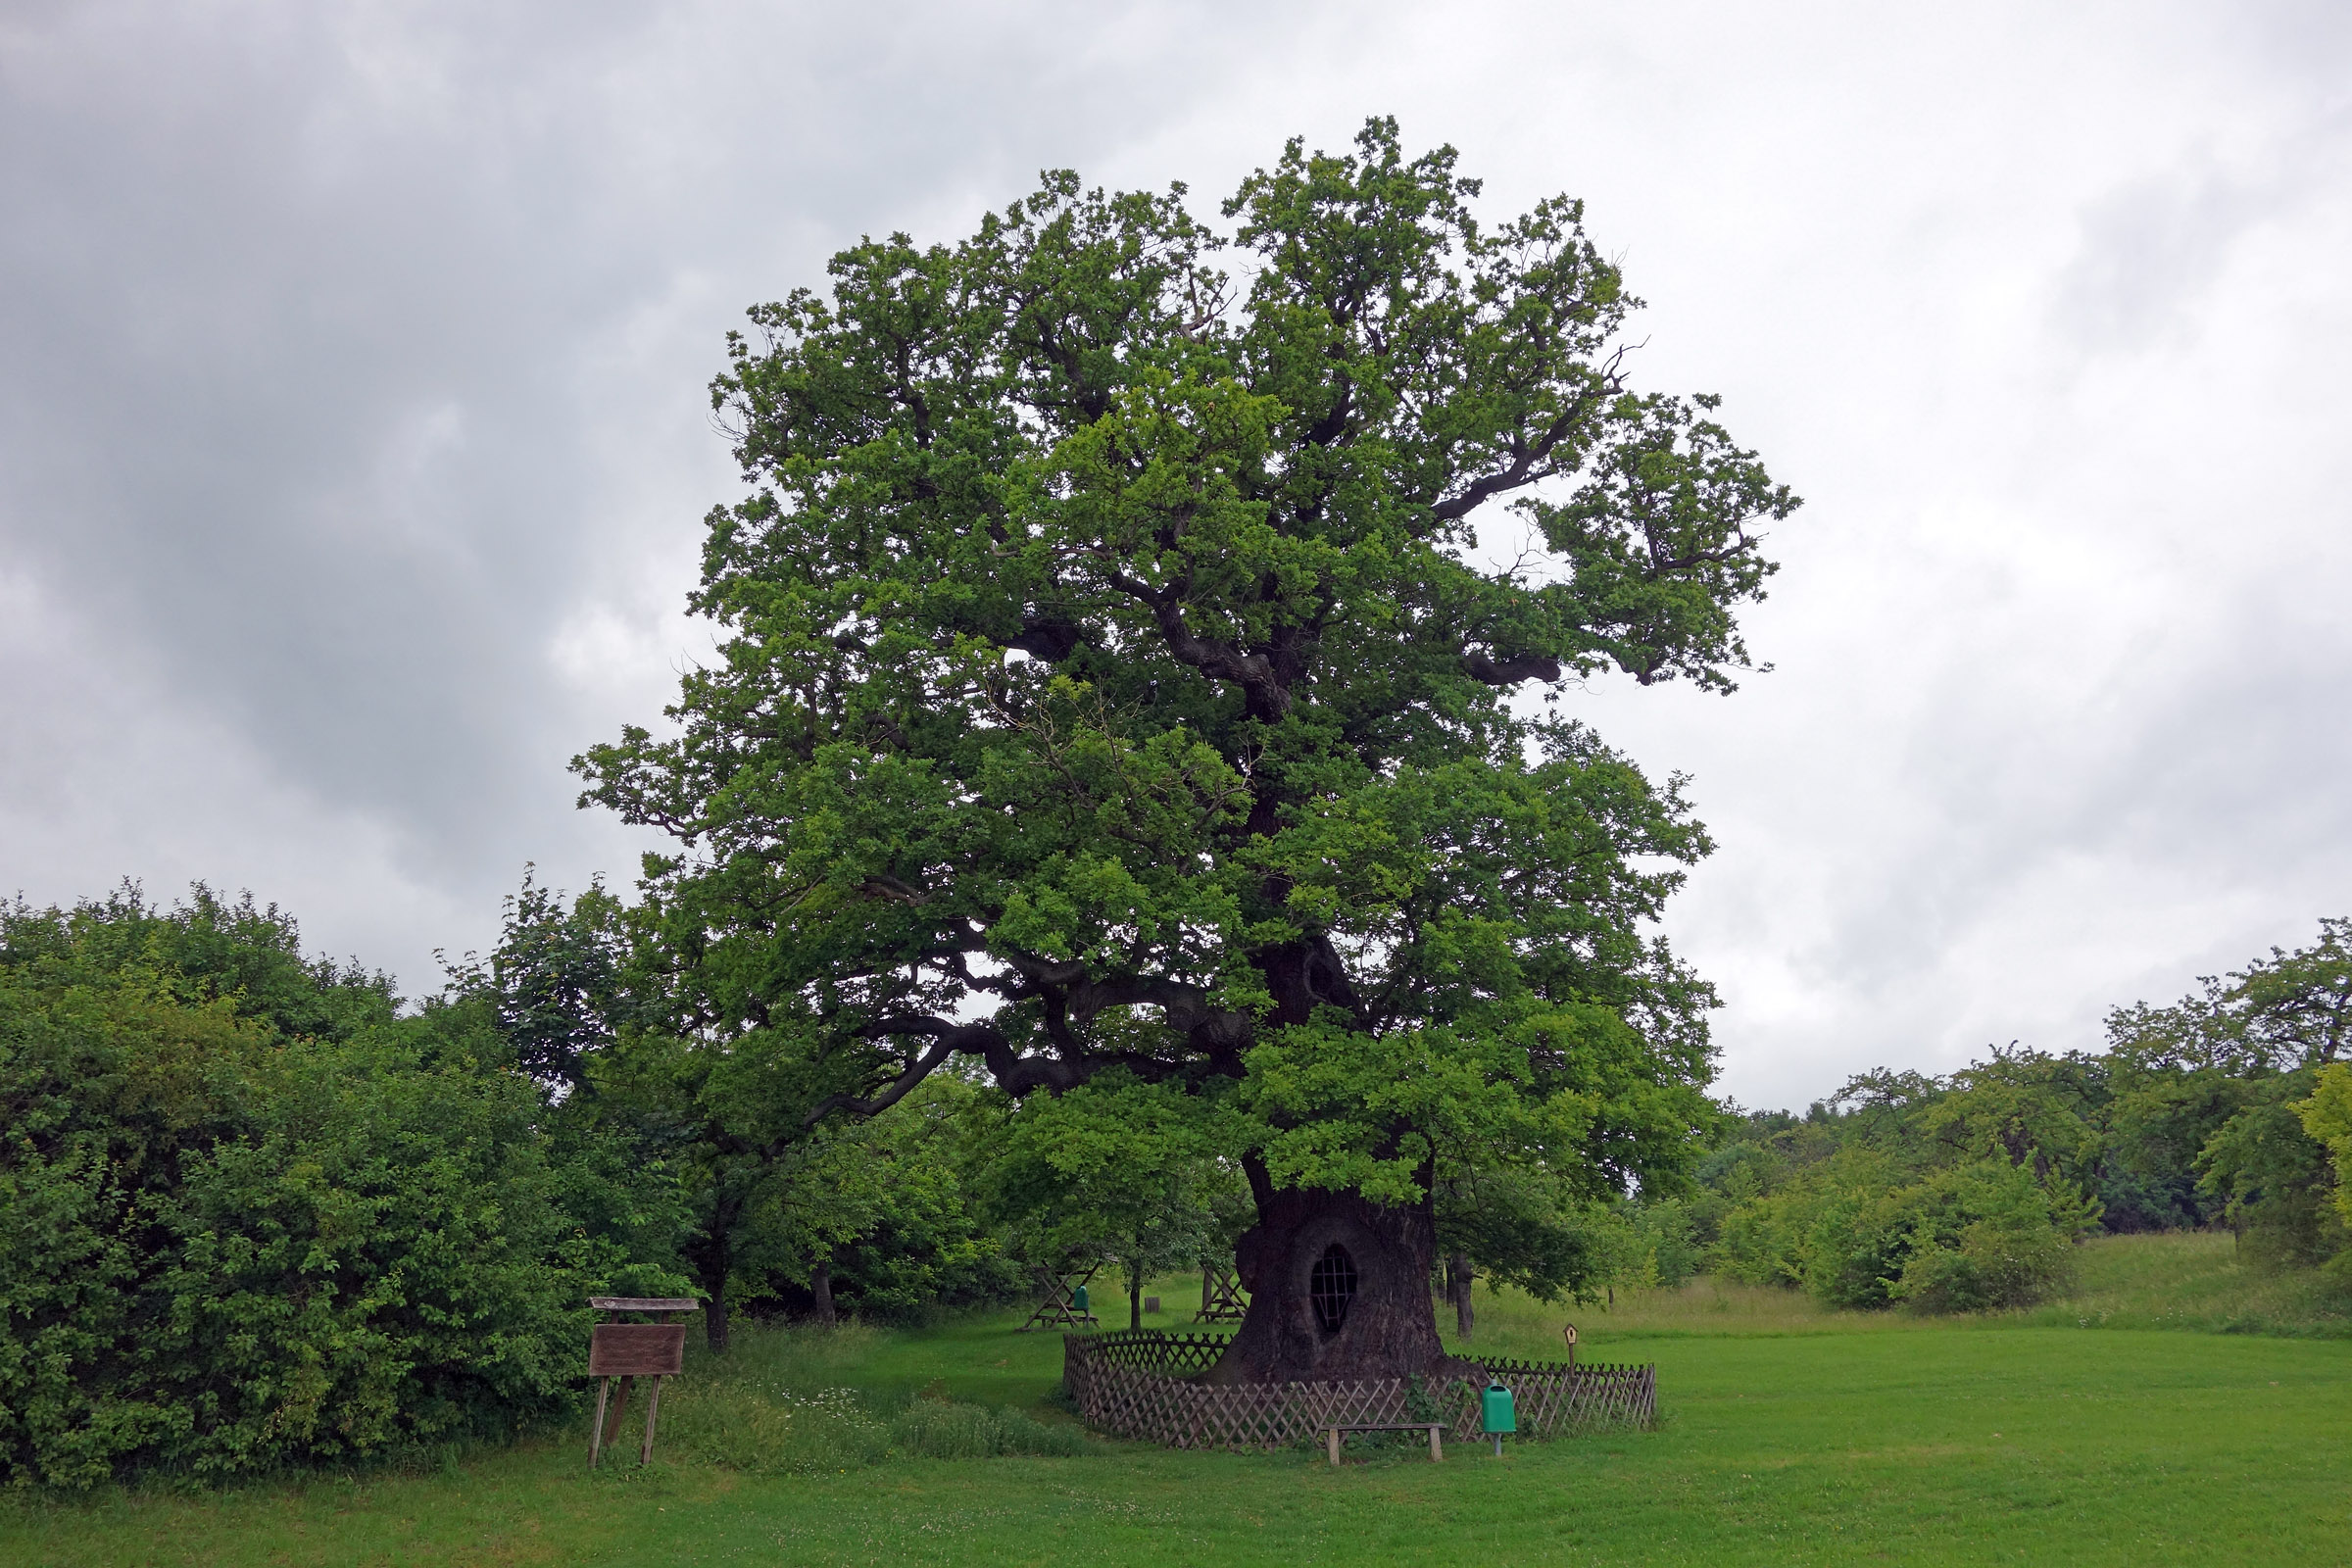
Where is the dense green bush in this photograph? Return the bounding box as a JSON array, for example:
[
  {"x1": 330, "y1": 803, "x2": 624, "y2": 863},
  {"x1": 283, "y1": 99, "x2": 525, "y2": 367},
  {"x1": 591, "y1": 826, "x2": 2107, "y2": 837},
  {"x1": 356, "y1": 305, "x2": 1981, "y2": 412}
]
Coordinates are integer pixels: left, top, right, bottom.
[
  {"x1": 2298, "y1": 1066, "x2": 2352, "y2": 1234},
  {"x1": 1884, "y1": 1161, "x2": 2096, "y2": 1312},
  {"x1": 1710, "y1": 1150, "x2": 2096, "y2": 1312},
  {"x1": 2197, "y1": 1076, "x2": 2346, "y2": 1270},
  {"x1": 0, "y1": 889, "x2": 686, "y2": 1490}
]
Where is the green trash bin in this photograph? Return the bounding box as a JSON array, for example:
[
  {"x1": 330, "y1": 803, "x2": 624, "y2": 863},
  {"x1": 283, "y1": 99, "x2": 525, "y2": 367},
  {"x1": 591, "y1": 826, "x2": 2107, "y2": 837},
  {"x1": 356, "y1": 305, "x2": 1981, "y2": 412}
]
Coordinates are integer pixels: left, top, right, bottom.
[
  {"x1": 1481, "y1": 1381, "x2": 1516, "y2": 1455},
  {"x1": 1072, "y1": 1284, "x2": 1089, "y2": 1317}
]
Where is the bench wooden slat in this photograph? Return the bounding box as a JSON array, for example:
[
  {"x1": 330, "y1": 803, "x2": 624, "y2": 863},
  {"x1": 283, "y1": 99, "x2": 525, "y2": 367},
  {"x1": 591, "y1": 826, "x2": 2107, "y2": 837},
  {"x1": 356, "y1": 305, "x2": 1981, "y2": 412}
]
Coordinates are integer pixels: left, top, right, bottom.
[
  {"x1": 1323, "y1": 1420, "x2": 1445, "y2": 1464},
  {"x1": 1325, "y1": 1422, "x2": 1445, "y2": 1432}
]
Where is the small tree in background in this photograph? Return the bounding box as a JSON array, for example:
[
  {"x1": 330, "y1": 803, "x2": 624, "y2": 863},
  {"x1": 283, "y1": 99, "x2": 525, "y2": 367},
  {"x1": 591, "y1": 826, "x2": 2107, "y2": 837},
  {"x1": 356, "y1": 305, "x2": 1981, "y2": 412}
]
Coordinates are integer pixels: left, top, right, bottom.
[
  {"x1": 981, "y1": 1076, "x2": 1252, "y2": 1328},
  {"x1": 730, "y1": 1076, "x2": 1011, "y2": 1325}
]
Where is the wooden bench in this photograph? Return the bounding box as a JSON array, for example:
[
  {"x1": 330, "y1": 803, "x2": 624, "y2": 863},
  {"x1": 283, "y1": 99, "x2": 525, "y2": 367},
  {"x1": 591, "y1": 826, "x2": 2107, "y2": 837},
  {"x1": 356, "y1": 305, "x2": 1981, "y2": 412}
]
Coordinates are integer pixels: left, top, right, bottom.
[{"x1": 1323, "y1": 1421, "x2": 1446, "y2": 1464}]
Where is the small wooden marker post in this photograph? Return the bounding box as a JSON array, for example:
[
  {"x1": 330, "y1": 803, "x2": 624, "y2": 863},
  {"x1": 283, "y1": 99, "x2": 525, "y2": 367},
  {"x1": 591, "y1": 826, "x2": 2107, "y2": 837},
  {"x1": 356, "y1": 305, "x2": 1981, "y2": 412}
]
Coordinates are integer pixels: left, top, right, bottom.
[{"x1": 586, "y1": 1297, "x2": 696, "y2": 1468}]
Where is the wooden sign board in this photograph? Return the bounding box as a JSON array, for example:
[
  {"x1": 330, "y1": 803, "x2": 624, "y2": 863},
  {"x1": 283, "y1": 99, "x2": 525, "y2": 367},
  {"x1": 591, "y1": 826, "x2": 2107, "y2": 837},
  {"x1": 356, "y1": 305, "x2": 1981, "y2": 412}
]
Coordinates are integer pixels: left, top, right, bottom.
[{"x1": 589, "y1": 1323, "x2": 687, "y2": 1377}]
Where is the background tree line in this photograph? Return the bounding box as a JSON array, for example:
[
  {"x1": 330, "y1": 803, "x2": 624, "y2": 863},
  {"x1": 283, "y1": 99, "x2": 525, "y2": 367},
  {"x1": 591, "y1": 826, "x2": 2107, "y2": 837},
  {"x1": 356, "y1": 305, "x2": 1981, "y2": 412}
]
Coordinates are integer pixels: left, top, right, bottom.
[
  {"x1": 7, "y1": 879, "x2": 2347, "y2": 1488},
  {"x1": 1657, "y1": 918, "x2": 2352, "y2": 1313}
]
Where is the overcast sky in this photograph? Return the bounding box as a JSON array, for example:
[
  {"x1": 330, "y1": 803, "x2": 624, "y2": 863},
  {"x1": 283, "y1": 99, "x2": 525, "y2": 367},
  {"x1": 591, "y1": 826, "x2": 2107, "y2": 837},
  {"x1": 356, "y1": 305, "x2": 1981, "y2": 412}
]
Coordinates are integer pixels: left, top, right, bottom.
[{"x1": 4, "y1": 1, "x2": 2347, "y2": 1109}]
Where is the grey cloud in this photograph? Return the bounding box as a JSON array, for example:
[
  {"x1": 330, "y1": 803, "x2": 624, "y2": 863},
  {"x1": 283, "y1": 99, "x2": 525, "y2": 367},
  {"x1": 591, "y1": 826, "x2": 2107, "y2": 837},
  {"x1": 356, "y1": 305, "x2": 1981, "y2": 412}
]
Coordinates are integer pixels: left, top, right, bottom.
[
  {"x1": 1, "y1": 0, "x2": 1324, "y2": 879},
  {"x1": 5, "y1": 0, "x2": 2349, "y2": 1108}
]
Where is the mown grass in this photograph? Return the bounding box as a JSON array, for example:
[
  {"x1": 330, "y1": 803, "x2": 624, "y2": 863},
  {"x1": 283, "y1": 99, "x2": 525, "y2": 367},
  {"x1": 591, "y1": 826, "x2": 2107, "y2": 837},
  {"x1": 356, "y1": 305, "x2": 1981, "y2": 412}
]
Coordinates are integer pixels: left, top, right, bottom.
[{"x1": 6, "y1": 1236, "x2": 2350, "y2": 1567}]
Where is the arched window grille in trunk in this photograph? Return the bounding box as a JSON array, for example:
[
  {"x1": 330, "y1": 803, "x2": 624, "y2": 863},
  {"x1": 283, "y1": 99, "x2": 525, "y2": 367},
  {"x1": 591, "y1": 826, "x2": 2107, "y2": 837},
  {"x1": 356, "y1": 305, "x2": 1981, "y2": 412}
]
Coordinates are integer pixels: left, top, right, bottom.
[{"x1": 1309, "y1": 1244, "x2": 1358, "y2": 1334}]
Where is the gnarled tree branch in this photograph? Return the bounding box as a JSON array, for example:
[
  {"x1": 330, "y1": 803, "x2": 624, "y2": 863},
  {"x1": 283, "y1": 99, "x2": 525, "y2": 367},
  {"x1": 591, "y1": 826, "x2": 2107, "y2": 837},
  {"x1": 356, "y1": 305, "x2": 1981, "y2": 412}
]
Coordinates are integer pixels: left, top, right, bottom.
[{"x1": 1462, "y1": 650, "x2": 1563, "y2": 686}]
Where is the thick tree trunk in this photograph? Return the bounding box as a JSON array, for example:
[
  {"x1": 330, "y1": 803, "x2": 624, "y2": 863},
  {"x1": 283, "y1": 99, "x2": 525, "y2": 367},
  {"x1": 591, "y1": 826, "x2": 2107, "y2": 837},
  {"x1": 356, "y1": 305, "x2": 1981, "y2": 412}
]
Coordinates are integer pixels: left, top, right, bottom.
[
  {"x1": 1446, "y1": 1250, "x2": 1475, "y2": 1340},
  {"x1": 700, "y1": 1265, "x2": 730, "y2": 1353},
  {"x1": 693, "y1": 1206, "x2": 735, "y2": 1353},
  {"x1": 1203, "y1": 1186, "x2": 1471, "y2": 1385},
  {"x1": 810, "y1": 1258, "x2": 836, "y2": 1326},
  {"x1": 1130, "y1": 1270, "x2": 1144, "y2": 1331}
]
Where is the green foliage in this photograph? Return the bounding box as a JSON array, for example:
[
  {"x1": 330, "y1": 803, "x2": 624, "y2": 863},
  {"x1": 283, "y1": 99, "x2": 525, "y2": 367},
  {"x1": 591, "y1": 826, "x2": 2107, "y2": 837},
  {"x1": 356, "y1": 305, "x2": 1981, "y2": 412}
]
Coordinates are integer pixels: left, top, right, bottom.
[
  {"x1": 2107, "y1": 916, "x2": 2351, "y2": 1076},
  {"x1": 2294, "y1": 1063, "x2": 2352, "y2": 1247},
  {"x1": 439, "y1": 866, "x2": 631, "y2": 1095},
  {"x1": 2100, "y1": 1067, "x2": 2253, "y2": 1231},
  {"x1": 0, "y1": 889, "x2": 688, "y2": 1490},
  {"x1": 1884, "y1": 1161, "x2": 2098, "y2": 1313},
  {"x1": 1436, "y1": 1166, "x2": 1601, "y2": 1301},
  {"x1": 1707, "y1": 1147, "x2": 2098, "y2": 1312},
  {"x1": 1600, "y1": 1199, "x2": 1705, "y2": 1294},
  {"x1": 464, "y1": 869, "x2": 1031, "y2": 1346},
  {"x1": 1692, "y1": 919, "x2": 2352, "y2": 1312},
  {"x1": 730, "y1": 1078, "x2": 1020, "y2": 1323},
  {"x1": 573, "y1": 118, "x2": 1793, "y2": 1267},
  {"x1": 2197, "y1": 1072, "x2": 2343, "y2": 1269},
  {"x1": 1436, "y1": 1168, "x2": 1698, "y2": 1304},
  {"x1": 0, "y1": 883, "x2": 402, "y2": 1046},
  {"x1": 979, "y1": 1074, "x2": 1250, "y2": 1324}
]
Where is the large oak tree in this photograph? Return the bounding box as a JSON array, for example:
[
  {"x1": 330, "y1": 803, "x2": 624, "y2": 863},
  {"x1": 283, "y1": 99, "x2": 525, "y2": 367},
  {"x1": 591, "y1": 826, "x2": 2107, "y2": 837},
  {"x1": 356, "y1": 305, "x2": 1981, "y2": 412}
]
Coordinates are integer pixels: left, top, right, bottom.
[{"x1": 579, "y1": 120, "x2": 1795, "y2": 1382}]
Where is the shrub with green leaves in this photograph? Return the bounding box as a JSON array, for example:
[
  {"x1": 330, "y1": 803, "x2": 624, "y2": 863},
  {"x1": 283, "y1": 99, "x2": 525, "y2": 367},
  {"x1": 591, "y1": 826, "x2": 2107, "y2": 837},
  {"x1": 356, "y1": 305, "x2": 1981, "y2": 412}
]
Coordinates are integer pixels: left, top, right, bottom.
[
  {"x1": 1886, "y1": 1161, "x2": 2094, "y2": 1312},
  {"x1": 1708, "y1": 1150, "x2": 2096, "y2": 1312},
  {"x1": 0, "y1": 888, "x2": 685, "y2": 1490}
]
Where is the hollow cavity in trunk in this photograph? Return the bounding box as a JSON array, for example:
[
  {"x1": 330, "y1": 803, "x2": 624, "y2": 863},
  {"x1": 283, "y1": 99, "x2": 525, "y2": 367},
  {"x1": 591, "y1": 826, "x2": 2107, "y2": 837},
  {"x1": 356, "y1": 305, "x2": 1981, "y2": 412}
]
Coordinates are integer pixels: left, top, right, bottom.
[{"x1": 1203, "y1": 1187, "x2": 1473, "y2": 1385}]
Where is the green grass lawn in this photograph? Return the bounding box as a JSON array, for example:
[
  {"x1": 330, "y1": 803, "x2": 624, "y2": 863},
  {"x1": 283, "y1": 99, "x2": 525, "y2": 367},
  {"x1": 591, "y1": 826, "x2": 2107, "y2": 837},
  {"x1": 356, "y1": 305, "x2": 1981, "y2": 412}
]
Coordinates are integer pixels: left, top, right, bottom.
[{"x1": 8, "y1": 1240, "x2": 2351, "y2": 1566}]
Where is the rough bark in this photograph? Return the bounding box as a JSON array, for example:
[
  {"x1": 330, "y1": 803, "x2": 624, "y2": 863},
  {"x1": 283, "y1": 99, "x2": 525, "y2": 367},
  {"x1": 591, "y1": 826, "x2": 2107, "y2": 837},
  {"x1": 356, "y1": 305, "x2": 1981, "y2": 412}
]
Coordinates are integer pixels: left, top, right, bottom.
[
  {"x1": 692, "y1": 1204, "x2": 735, "y2": 1352},
  {"x1": 698, "y1": 1262, "x2": 730, "y2": 1353},
  {"x1": 1203, "y1": 1186, "x2": 1475, "y2": 1385},
  {"x1": 1446, "y1": 1250, "x2": 1475, "y2": 1340},
  {"x1": 810, "y1": 1258, "x2": 836, "y2": 1326}
]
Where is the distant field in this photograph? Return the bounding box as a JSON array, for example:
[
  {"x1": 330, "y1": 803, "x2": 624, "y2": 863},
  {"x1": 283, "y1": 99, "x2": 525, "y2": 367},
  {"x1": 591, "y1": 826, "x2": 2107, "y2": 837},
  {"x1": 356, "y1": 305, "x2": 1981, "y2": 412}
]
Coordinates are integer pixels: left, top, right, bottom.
[
  {"x1": 1466, "y1": 1230, "x2": 2352, "y2": 1351},
  {"x1": 7, "y1": 1235, "x2": 2350, "y2": 1567}
]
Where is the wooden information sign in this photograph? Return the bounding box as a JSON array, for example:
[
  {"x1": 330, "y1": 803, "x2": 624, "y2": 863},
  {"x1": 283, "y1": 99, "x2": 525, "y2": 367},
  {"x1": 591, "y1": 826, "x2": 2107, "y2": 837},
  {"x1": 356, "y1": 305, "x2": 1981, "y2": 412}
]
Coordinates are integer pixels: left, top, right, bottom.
[
  {"x1": 589, "y1": 1324, "x2": 688, "y2": 1377},
  {"x1": 586, "y1": 1298, "x2": 698, "y2": 1468}
]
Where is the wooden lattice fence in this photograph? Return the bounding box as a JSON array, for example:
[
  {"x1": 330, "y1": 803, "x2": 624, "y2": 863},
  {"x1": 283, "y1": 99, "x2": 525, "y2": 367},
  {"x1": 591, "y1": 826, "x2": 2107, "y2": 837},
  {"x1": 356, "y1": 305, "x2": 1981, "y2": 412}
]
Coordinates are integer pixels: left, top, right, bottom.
[{"x1": 1062, "y1": 1330, "x2": 1654, "y2": 1449}]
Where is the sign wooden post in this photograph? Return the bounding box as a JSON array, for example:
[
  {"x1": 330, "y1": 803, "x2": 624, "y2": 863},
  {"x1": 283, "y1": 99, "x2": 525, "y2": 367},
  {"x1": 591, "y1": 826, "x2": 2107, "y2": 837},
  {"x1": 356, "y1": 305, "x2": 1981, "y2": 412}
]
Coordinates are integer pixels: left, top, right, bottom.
[{"x1": 586, "y1": 1297, "x2": 697, "y2": 1467}]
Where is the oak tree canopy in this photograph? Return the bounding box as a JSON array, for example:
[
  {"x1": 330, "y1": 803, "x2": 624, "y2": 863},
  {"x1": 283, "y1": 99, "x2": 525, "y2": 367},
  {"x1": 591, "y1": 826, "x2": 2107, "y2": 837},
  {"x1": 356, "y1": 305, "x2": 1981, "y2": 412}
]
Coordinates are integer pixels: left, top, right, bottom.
[{"x1": 578, "y1": 119, "x2": 1796, "y2": 1380}]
